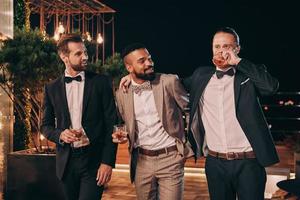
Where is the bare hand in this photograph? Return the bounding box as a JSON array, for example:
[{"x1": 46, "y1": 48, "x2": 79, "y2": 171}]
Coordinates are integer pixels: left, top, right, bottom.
[
  {"x1": 96, "y1": 164, "x2": 112, "y2": 186},
  {"x1": 112, "y1": 131, "x2": 128, "y2": 144},
  {"x1": 223, "y1": 48, "x2": 241, "y2": 66},
  {"x1": 223, "y1": 48, "x2": 241, "y2": 65},
  {"x1": 119, "y1": 74, "x2": 132, "y2": 93},
  {"x1": 212, "y1": 54, "x2": 228, "y2": 68},
  {"x1": 212, "y1": 48, "x2": 241, "y2": 68},
  {"x1": 59, "y1": 129, "x2": 81, "y2": 143},
  {"x1": 72, "y1": 128, "x2": 83, "y2": 138}
]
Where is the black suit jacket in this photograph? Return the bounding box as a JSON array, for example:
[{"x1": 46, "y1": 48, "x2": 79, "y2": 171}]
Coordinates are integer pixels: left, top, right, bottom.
[
  {"x1": 41, "y1": 70, "x2": 118, "y2": 180},
  {"x1": 184, "y1": 59, "x2": 279, "y2": 167}
]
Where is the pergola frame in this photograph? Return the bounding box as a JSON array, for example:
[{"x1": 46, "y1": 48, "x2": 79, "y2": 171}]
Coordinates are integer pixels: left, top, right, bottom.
[{"x1": 28, "y1": 0, "x2": 116, "y2": 61}]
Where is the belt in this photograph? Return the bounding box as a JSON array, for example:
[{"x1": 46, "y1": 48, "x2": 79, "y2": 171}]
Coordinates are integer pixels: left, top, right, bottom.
[
  {"x1": 70, "y1": 145, "x2": 90, "y2": 155},
  {"x1": 208, "y1": 149, "x2": 256, "y2": 160},
  {"x1": 137, "y1": 145, "x2": 177, "y2": 157}
]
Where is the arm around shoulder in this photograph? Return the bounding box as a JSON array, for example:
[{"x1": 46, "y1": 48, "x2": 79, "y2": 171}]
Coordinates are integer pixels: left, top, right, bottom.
[{"x1": 169, "y1": 74, "x2": 190, "y2": 112}]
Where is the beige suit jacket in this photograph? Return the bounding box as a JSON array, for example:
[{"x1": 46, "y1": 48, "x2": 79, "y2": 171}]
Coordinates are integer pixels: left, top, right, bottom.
[{"x1": 116, "y1": 73, "x2": 194, "y2": 181}]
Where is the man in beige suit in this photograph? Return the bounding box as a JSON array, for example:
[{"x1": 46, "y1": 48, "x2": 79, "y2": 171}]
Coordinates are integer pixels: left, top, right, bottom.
[{"x1": 113, "y1": 43, "x2": 193, "y2": 200}]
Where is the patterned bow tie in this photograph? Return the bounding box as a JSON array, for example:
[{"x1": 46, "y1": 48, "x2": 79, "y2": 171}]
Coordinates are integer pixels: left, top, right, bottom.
[
  {"x1": 64, "y1": 76, "x2": 82, "y2": 83},
  {"x1": 215, "y1": 68, "x2": 235, "y2": 79},
  {"x1": 131, "y1": 81, "x2": 152, "y2": 95}
]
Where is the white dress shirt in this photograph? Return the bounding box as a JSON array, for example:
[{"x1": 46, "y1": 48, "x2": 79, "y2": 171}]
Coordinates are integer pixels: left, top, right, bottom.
[
  {"x1": 200, "y1": 68, "x2": 253, "y2": 153},
  {"x1": 65, "y1": 70, "x2": 90, "y2": 148},
  {"x1": 132, "y1": 80, "x2": 175, "y2": 150}
]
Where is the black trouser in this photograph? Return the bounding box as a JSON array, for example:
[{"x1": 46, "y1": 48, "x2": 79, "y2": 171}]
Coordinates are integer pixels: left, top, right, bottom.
[
  {"x1": 205, "y1": 155, "x2": 266, "y2": 200},
  {"x1": 61, "y1": 148, "x2": 104, "y2": 200}
]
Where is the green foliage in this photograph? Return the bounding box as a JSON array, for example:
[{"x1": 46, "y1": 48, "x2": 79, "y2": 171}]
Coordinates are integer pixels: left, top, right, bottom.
[
  {"x1": 0, "y1": 28, "x2": 63, "y2": 89},
  {"x1": 14, "y1": 0, "x2": 25, "y2": 29},
  {"x1": 0, "y1": 28, "x2": 63, "y2": 150},
  {"x1": 88, "y1": 53, "x2": 127, "y2": 90}
]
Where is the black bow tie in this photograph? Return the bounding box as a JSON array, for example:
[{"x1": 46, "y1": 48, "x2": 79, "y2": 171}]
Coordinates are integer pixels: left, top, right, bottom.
[
  {"x1": 215, "y1": 68, "x2": 235, "y2": 79},
  {"x1": 64, "y1": 76, "x2": 82, "y2": 83}
]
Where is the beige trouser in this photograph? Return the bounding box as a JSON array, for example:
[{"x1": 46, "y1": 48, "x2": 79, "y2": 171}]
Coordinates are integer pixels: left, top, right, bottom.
[{"x1": 134, "y1": 150, "x2": 184, "y2": 200}]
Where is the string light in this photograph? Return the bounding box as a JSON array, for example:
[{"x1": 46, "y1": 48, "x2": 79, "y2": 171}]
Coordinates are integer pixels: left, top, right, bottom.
[
  {"x1": 57, "y1": 22, "x2": 65, "y2": 34},
  {"x1": 40, "y1": 134, "x2": 45, "y2": 141},
  {"x1": 53, "y1": 31, "x2": 60, "y2": 41},
  {"x1": 97, "y1": 33, "x2": 103, "y2": 44},
  {"x1": 86, "y1": 32, "x2": 92, "y2": 42}
]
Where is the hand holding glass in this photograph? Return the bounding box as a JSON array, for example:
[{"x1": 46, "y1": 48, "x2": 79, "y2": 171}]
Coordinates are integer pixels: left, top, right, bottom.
[
  {"x1": 70, "y1": 127, "x2": 83, "y2": 140},
  {"x1": 212, "y1": 53, "x2": 229, "y2": 68},
  {"x1": 112, "y1": 124, "x2": 128, "y2": 144}
]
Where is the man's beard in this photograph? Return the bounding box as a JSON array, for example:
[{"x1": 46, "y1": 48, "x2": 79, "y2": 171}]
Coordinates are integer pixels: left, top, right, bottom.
[
  {"x1": 134, "y1": 66, "x2": 155, "y2": 81},
  {"x1": 69, "y1": 62, "x2": 87, "y2": 72},
  {"x1": 135, "y1": 71, "x2": 155, "y2": 81}
]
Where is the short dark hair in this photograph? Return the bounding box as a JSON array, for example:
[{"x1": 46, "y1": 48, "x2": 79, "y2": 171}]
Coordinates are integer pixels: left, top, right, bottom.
[
  {"x1": 214, "y1": 27, "x2": 240, "y2": 46},
  {"x1": 121, "y1": 43, "x2": 147, "y2": 60},
  {"x1": 57, "y1": 34, "x2": 83, "y2": 55}
]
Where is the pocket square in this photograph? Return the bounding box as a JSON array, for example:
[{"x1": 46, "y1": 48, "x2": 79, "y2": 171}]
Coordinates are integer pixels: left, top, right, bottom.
[{"x1": 241, "y1": 78, "x2": 250, "y2": 85}]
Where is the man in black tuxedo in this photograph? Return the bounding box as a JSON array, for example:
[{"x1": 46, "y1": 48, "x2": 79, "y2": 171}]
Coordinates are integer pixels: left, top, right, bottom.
[
  {"x1": 41, "y1": 34, "x2": 118, "y2": 200},
  {"x1": 185, "y1": 27, "x2": 279, "y2": 200}
]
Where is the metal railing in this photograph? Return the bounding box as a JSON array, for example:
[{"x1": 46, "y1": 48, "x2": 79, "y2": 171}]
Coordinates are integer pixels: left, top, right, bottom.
[{"x1": 261, "y1": 91, "x2": 300, "y2": 140}]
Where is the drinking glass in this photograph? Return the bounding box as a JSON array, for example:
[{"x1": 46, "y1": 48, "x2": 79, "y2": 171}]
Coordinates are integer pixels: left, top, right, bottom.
[{"x1": 112, "y1": 124, "x2": 128, "y2": 143}]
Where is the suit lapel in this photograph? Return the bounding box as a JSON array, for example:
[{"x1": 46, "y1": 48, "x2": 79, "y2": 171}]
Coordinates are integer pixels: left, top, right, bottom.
[
  {"x1": 191, "y1": 72, "x2": 214, "y2": 117},
  {"x1": 59, "y1": 75, "x2": 71, "y2": 122},
  {"x1": 125, "y1": 87, "x2": 136, "y2": 143},
  {"x1": 189, "y1": 71, "x2": 213, "y2": 156},
  {"x1": 151, "y1": 74, "x2": 164, "y2": 123},
  {"x1": 82, "y1": 71, "x2": 92, "y2": 116},
  {"x1": 234, "y1": 70, "x2": 244, "y2": 108}
]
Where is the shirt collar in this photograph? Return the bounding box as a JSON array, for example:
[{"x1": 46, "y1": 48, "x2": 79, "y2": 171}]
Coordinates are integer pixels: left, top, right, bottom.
[
  {"x1": 216, "y1": 66, "x2": 235, "y2": 73},
  {"x1": 131, "y1": 79, "x2": 149, "y2": 86},
  {"x1": 65, "y1": 70, "x2": 85, "y2": 81}
]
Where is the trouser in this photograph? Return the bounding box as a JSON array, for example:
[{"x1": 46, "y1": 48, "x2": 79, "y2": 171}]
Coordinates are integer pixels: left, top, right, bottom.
[
  {"x1": 134, "y1": 150, "x2": 185, "y2": 200},
  {"x1": 61, "y1": 148, "x2": 104, "y2": 200},
  {"x1": 205, "y1": 155, "x2": 266, "y2": 200}
]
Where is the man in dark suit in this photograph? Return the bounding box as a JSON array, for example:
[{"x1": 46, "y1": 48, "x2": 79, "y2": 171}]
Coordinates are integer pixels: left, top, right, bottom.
[
  {"x1": 41, "y1": 34, "x2": 118, "y2": 200},
  {"x1": 185, "y1": 27, "x2": 279, "y2": 200}
]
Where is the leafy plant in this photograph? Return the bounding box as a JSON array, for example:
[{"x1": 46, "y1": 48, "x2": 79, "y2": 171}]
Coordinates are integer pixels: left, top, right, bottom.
[
  {"x1": 14, "y1": 0, "x2": 25, "y2": 29},
  {"x1": 88, "y1": 53, "x2": 127, "y2": 90},
  {"x1": 0, "y1": 28, "x2": 63, "y2": 151}
]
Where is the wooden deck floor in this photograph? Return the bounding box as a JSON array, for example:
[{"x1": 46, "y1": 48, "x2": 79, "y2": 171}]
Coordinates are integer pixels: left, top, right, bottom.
[{"x1": 103, "y1": 170, "x2": 209, "y2": 200}]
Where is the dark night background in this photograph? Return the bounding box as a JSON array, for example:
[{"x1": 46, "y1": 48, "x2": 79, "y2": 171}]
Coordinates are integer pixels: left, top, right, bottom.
[
  {"x1": 30, "y1": 0, "x2": 298, "y2": 91},
  {"x1": 101, "y1": 0, "x2": 298, "y2": 91}
]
